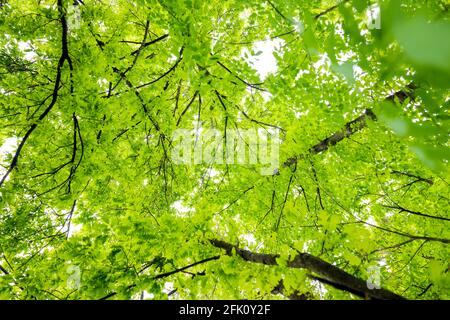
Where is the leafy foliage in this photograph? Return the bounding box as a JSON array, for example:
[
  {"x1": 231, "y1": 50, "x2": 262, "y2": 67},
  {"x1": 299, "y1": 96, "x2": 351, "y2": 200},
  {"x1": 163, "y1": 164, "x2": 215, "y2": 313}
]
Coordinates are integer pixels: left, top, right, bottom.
[{"x1": 0, "y1": 0, "x2": 449, "y2": 300}]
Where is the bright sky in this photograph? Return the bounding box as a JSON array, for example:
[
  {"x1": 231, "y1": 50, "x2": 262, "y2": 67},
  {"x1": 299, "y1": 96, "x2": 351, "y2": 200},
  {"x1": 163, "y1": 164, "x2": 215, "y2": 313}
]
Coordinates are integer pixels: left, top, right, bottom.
[
  {"x1": 241, "y1": 38, "x2": 284, "y2": 80},
  {"x1": 0, "y1": 137, "x2": 18, "y2": 179}
]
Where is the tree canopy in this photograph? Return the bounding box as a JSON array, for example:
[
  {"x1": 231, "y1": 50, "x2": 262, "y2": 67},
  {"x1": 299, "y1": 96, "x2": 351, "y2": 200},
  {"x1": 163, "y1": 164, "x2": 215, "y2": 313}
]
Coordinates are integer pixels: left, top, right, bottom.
[{"x1": 0, "y1": 0, "x2": 449, "y2": 300}]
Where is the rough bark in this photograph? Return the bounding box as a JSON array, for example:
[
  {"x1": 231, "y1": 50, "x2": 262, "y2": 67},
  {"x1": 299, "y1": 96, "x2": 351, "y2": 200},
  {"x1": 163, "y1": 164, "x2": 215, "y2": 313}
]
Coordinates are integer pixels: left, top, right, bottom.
[{"x1": 210, "y1": 239, "x2": 406, "y2": 300}]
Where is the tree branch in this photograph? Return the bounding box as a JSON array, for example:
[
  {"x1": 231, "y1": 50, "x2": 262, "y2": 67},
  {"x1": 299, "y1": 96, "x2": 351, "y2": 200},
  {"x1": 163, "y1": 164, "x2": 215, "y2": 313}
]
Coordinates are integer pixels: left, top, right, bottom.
[
  {"x1": 216, "y1": 61, "x2": 267, "y2": 92},
  {"x1": 99, "y1": 255, "x2": 220, "y2": 300},
  {"x1": 210, "y1": 239, "x2": 406, "y2": 300},
  {"x1": 129, "y1": 33, "x2": 169, "y2": 55},
  {"x1": 315, "y1": 0, "x2": 350, "y2": 20},
  {"x1": 284, "y1": 85, "x2": 417, "y2": 167},
  {"x1": 382, "y1": 203, "x2": 450, "y2": 222},
  {"x1": 0, "y1": 0, "x2": 72, "y2": 187}
]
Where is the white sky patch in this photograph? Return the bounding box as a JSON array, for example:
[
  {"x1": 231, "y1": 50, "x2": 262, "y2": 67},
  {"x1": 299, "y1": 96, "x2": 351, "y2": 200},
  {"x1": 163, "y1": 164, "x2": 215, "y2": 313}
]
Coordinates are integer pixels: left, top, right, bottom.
[
  {"x1": 193, "y1": 122, "x2": 204, "y2": 136},
  {"x1": 366, "y1": 216, "x2": 377, "y2": 226},
  {"x1": 189, "y1": 186, "x2": 199, "y2": 198},
  {"x1": 0, "y1": 259, "x2": 8, "y2": 276},
  {"x1": 260, "y1": 90, "x2": 273, "y2": 102},
  {"x1": 366, "y1": 4, "x2": 381, "y2": 28},
  {"x1": 18, "y1": 41, "x2": 37, "y2": 61},
  {"x1": 311, "y1": 278, "x2": 328, "y2": 298},
  {"x1": 292, "y1": 17, "x2": 304, "y2": 34},
  {"x1": 295, "y1": 68, "x2": 310, "y2": 81},
  {"x1": 293, "y1": 108, "x2": 309, "y2": 119},
  {"x1": 198, "y1": 168, "x2": 222, "y2": 186},
  {"x1": 353, "y1": 64, "x2": 365, "y2": 78},
  {"x1": 140, "y1": 290, "x2": 155, "y2": 300},
  {"x1": 97, "y1": 78, "x2": 108, "y2": 88},
  {"x1": 162, "y1": 282, "x2": 175, "y2": 295},
  {"x1": 351, "y1": 210, "x2": 362, "y2": 221},
  {"x1": 313, "y1": 54, "x2": 331, "y2": 75},
  {"x1": 236, "y1": 110, "x2": 244, "y2": 122},
  {"x1": 206, "y1": 168, "x2": 220, "y2": 178},
  {"x1": 384, "y1": 211, "x2": 394, "y2": 219},
  {"x1": 66, "y1": 204, "x2": 83, "y2": 238},
  {"x1": 335, "y1": 23, "x2": 345, "y2": 39},
  {"x1": 0, "y1": 137, "x2": 18, "y2": 156},
  {"x1": 0, "y1": 137, "x2": 18, "y2": 181},
  {"x1": 171, "y1": 200, "x2": 195, "y2": 217},
  {"x1": 205, "y1": 168, "x2": 222, "y2": 184},
  {"x1": 302, "y1": 240, "x2": 313, "y2": 252},
  {"x1": 240, "y1": 233, "x2": 256, "y2": 249},
  {"x1": 168, "y1": 53, "x2": 177, "y2": 63},
  {"x1": 67, "y1": 221, "x2": 82, "y2": 238},
  {"x1": 239, "y1": 8, "x2": 252, "y2": 21},
  {"x1": 361, "y1": 200, "x2": 372, "y2": 215},
  {"x1": 336, "y1": 50, "x2": 356, "y2": 63},
  {"x1": 97, "y1": 21, "x2": 107, "y2": 32},
  {"x1": 241, "y1": 38, "x2": 284, "y2": 80}
]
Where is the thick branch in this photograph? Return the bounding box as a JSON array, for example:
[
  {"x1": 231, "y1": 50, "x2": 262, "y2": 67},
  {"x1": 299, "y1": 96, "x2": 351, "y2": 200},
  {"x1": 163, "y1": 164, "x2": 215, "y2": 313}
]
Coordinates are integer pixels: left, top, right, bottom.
[
  {"x1": 283, "y1": 86, "x2": 416, "y2": 167},
  {"x1": 0, "y1": 0, "x2": 71, "y2": 187},
  {"x1": 284, "y1": 109, "x2": 376, "y2": 167},
  {"x1": 210, "y1": 239, "x2": 406, "y2": 300}
]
